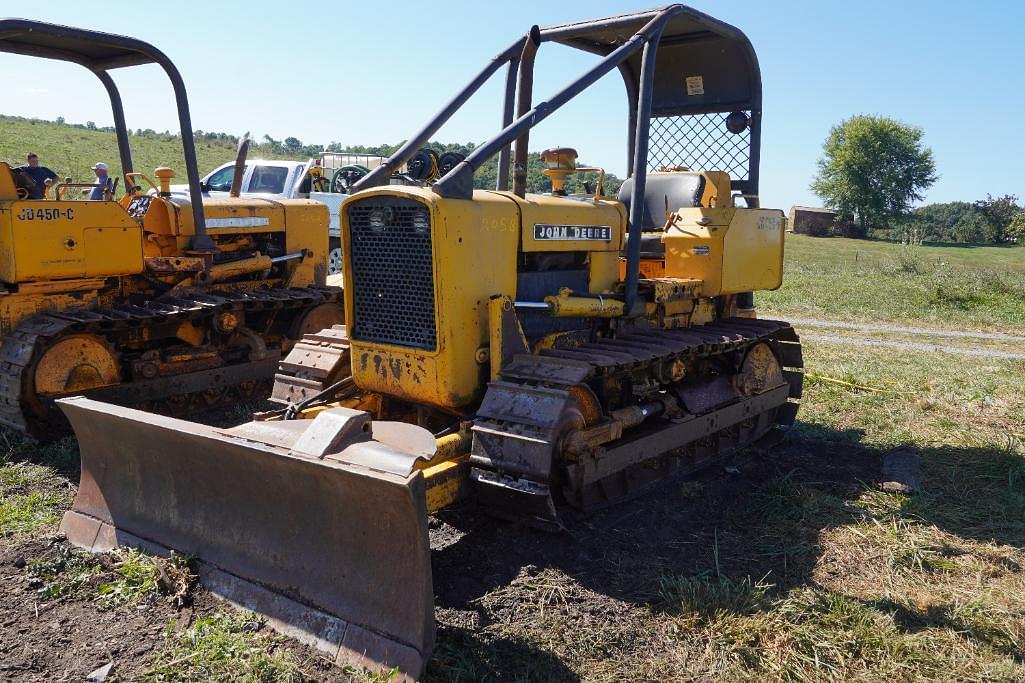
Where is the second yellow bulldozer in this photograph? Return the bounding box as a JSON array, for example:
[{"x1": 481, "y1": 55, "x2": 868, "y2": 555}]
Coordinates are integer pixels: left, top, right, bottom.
[
  {"x1": 59, "y1": 6, "x2": 803, "y2": 679},
  {"x1": 0, "y1": 20, "x2": 342, "y2": 439}
]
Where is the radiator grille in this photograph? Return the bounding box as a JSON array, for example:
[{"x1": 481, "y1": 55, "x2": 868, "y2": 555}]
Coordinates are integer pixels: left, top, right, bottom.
[{"x1": 347, "y1": 197, "x2": 436, "y2": 350}]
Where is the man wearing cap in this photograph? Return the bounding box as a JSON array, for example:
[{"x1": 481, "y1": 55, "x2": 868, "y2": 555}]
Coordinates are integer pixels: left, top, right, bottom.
[
  {"x1": 89, "y1": 162, "x2": 113, "y2": 200},
  {"x1": 17, "y1": 153, "x2": 58, "y2": 200}
]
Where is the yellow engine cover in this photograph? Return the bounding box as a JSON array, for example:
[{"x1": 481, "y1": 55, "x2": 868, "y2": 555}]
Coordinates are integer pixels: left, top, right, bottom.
[
  {"x1": 663, "y1": 207, "x2": 785, "y2": 295},
  {"x1": 0, "y1": 201, "x2": 143, "y2": 281},
  {"x1": 342, "y1": 187, "x2": 519, "y2": 409},
  {"x1": 341, "y1": 187, "x2": 625, "y2": 410},
  {"x1": 161, "y1": 196, "x2": 329, "y2": 286},
  {"x1": 511, "y1": 192, "x2": 626, "y2": 294}
]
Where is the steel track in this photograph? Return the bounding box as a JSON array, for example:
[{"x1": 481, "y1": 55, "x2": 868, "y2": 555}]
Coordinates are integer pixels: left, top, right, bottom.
[
  {"x1": 470, "y1": 318, "x2": 804, "y2": 526},
  {"x1": 0, "y1": 286, "x2": 342, "y2": 439}
]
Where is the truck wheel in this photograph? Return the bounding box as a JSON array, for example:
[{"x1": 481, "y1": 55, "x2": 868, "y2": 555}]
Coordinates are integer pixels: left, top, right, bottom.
[{"x1": 328, "y1": 237, "x2": 343, "y2": 275}]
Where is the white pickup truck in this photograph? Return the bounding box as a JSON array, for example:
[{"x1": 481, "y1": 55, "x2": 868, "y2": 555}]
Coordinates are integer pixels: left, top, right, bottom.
[{"x1": 171, "y1": 153, "x2": 387, "y2": 275}]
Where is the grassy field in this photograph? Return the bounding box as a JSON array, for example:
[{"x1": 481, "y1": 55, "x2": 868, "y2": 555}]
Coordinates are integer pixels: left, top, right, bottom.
[
  {"x1": 424, "y1": 341, "x2": 1025, "y2": 681},
  {"x1": 762, "y1": 234, "x2": 1025, "y2": 332},
  {"x1": 1, "y1": 233, "x2": 1023, "y2": 680},
  {"x1": 0, "y1": 115, "x2": 302, "y2": 187}
]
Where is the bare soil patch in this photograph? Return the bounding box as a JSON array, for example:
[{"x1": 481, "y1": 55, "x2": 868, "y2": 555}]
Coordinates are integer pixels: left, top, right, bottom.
[{"x1": 0, "y1": 537, "x2": 352, "y2": 682}]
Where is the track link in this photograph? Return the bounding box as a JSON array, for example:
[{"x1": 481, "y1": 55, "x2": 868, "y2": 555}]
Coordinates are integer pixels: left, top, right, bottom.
[
  {"x1": 469, "y1": 318, "x2": 804, "y2": 526},
  {"x1": 0, "y1": 286, "x2": 342, "y2": 439},
  {"x1": 270, "y1": 325, "x2": 351, "y2": 405}
]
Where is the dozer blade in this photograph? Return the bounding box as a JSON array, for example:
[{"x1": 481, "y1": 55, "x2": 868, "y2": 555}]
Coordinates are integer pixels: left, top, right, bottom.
[{"x1": 58, "y1": 397, "x2": 435, "y2": 680}]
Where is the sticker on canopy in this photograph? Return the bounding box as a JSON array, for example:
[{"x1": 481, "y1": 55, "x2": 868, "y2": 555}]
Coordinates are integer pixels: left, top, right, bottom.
[
  {"x1": 534, "y1": 224, "x2": 612, "y2": 241},
  {"x1": 686, "y1": 75, "x2": 705, "y2": 96}
]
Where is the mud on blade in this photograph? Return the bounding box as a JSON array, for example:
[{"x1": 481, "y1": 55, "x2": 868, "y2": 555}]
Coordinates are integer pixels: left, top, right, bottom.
[{"x1": 58, "y1": 397, "x2": 434, "y2": 680}]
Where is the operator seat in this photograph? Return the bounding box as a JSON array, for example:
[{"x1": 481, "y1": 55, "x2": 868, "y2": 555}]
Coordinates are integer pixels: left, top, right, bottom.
[{"x1": 618, "y1": 171, "x2": 706, "y2": 257}]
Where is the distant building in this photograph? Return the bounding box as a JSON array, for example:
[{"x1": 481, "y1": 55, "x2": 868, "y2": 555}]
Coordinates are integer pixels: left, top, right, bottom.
[{"x1": 788, "y1": 206, "x2": 841, "y2": 236}]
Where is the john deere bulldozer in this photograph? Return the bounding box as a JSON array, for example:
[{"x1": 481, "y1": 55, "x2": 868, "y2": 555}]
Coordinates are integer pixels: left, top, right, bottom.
[
  {"x1": 60, "y1": 6, "x2": 803, "y2": 678},
  {"x1": 0, "y1": 20, "x2": 342, "y2": 439}
]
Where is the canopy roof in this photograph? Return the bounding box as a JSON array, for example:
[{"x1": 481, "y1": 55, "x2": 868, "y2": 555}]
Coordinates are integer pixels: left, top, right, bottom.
[
  {"x1": 546, "y1": 5, "x2": 761, "y2": 117},
  {"x1": 0, "y1": 18, "x2": 163, "y2": 69}
]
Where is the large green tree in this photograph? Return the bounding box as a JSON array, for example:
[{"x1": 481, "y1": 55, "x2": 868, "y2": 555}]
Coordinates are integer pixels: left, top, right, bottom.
[{"x1": 812, "y1": 115, "x2": 937, "y2": 235}]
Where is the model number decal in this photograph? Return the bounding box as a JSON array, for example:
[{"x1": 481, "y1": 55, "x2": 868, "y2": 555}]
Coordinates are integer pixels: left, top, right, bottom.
[
  {"x1": 17, "y1": 207, "x2": 74, "y2": 221},
  {"x1": 206, "y1": 217, "x2": 270, "y2": 228},
  {"x1": 534, "y1": 224, "x2": 611, "y2": 241}
]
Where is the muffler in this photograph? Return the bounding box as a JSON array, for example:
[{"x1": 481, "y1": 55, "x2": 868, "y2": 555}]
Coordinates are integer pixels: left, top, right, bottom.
[{"x1": 58, "y1": 397, "x2": 436, "y2": 680}]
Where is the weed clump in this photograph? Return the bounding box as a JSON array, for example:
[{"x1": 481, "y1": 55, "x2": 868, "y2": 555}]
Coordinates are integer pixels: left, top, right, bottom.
[
  {"x1": 20, "y1": 542, "x2": 198, "y2": 609},
  {"x1": 656, "y1": 573, "x2": 771, "y2": 618},
  {"x1": 26, "y1": 543, "x2": 102, "y2": 601},
  {"x1": 142, "y1": 611, "x2": 307, "y2": 683},
  {"x1": 96, "y1": 548, "x2": 196, "y2": 609},
  {"x1": 930, "y1": 282, "x2": 984, "y2": 310}
]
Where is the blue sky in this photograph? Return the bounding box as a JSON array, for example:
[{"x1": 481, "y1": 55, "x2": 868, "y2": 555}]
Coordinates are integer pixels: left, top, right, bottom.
[{"x1": 3, "y1": 0, "x2": 1023, "y2": 210}]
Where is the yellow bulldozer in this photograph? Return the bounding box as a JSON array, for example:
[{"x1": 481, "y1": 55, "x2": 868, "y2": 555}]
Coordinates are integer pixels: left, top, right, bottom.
[
  {"x1": 0, "y1": 19, "x2": 342, "y2": 439},
  {"x1": 59, "y1": 6, "x2": 803, "y2": 679}
]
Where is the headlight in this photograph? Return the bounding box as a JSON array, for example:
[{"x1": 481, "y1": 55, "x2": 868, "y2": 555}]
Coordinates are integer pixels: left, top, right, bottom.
[
  {"x1": 412, "y1": 209, "x2": 430, "y2": 233},
  {"x1": 368, "y1": 208, "x2": 387, "y2": 231}
]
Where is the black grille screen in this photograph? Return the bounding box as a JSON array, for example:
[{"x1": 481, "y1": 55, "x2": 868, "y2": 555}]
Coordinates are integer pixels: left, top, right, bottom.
[
  {"x1": 347, "y1": 197, "x2": 436, "y2": 350},
  {"x1": 648, "y1": 112, "x2": 751, "y2": 181}
]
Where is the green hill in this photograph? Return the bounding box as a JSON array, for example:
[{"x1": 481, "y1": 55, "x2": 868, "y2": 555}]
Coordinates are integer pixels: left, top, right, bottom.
[
  {"x1": 1, "y1": 115, "x2": 621, "y2": 196},
  {"x1": 0, "y1": 115, "x2": 304, "y2": 188}
]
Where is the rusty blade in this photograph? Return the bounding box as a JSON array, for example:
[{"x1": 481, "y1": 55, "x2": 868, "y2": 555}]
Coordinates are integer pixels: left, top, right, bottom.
[{"x1": 58, "y1": 397, "x2": 434, "y2": 680}]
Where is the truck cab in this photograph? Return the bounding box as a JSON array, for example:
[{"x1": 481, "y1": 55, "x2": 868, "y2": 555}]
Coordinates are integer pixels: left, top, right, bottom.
[{"x1": 170, "y1": 159, "x2": 314, "y2": 200}]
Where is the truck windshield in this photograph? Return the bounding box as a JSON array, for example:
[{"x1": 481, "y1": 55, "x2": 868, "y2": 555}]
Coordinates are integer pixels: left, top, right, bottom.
[
  {"x1": 249, "y1": 166, "x2": 290, "y2": 194},
  {"x1": 206, "y1": 164, "x2": 243, "y2": 193}
]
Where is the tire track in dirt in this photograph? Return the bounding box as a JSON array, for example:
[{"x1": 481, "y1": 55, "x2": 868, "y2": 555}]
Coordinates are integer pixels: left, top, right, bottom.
[
  {"x1": 788, "y1": 318, "x2": 1025, "y2": 342},
  {"x1": 783, "y1": 318, "x2": 1025, "y2": 359},
  {"x1": 798, "y1": 333, "x2": 1025, "y2": 360}
]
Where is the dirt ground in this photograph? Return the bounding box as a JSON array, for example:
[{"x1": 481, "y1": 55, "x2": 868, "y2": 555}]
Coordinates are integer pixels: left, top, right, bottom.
[
  {"x1": 2, "y1": 537, "x2": 207, "y2": 682},
  {"x1": 0, "y1": 537, "x2": 355, "y2": 682},
  {"x1": 426, "y1": 438, "x2": 881, "y2": 681},
  {"x1": 0, "y1": 434, "x2": 878, "y2": 682}
]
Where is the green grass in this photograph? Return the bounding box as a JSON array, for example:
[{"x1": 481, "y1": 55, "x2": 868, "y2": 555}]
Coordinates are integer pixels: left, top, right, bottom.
[
  {"x1": 668, "y1": 342, "x2": 1025, "y2": 680},
  {"x1": 141, "y1": 611, "x2": 308, "y2": 683},
  {"x1": 0, "y1": 461, "x2": 72, "y2": 536},
  {"x1": 425, "y1": 340, "x2": 1025, "y2": 681},
  {"x1": 656, "y1": 573, "x2": 772, "y2": 618},
  {"x1": 95, "y1": 547, "x2": 161, "y2": 608},
  {"x1": 762, "y1": 234, "x2": 1025, "y2": 331},
  {"x1": 0, "y1": 429, "x2": 79, "y2": 538},
  {"x1": 95, "y1": 547, "x2": 193, "y2": 609}
]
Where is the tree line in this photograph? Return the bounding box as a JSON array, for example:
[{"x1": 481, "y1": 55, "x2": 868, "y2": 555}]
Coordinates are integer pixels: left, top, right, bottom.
[{"x1": 890, "y1": 195, "x2": 1024, "y2": 244}]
